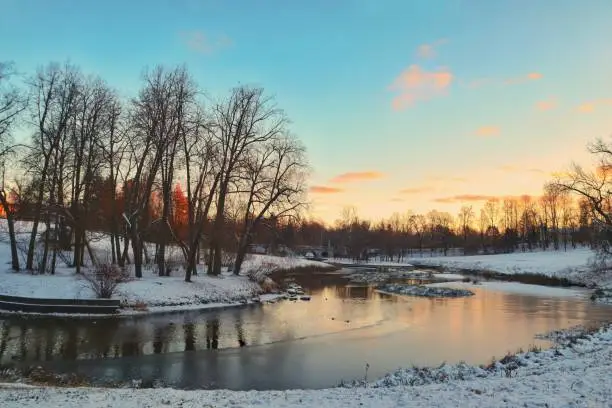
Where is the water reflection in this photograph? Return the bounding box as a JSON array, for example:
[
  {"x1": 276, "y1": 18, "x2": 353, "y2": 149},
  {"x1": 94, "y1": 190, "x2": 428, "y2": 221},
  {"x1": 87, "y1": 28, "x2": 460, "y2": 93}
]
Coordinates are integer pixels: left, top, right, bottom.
[{"x1": 0, "y1": 271, "x2": 611, "y2": 390}]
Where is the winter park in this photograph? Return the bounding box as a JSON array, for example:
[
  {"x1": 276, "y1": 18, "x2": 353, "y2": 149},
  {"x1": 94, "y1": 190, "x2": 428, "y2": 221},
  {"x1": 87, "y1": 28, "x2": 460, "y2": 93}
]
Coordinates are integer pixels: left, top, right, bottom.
[{"x1": 2, "y1": 2, "x2": 612, "y2": 407}]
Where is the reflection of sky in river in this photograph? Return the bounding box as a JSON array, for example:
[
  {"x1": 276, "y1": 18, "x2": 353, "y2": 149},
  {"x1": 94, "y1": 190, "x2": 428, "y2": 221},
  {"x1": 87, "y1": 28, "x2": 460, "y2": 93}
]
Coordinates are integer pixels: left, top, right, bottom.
[{"x1": 0, "y1": 271, "x2": 611, "y2": 390}]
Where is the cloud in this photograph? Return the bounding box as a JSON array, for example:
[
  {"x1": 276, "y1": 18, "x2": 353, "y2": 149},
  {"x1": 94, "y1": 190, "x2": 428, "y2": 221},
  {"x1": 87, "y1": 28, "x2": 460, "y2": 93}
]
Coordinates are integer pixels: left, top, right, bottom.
[
  {"x1": 499, "y1": 165, "x2": 548, "y2": 174},
  {"x1": 577, "y1": 99, "x2": 612, "y2": 113},
  {"x1": 536, "y1": 98, "x2": 557, "y2": 111},
  {"x1": 389, "y1": 65, "x2": 453, "y2": 110},
  {"x1": 181, "y1": 30, "x2": 232, "y2": 54},
  {"x1": 433, "y1": 193, "x2": 544, "y2": 204},
  {"x1": 399, "y1": 187, "x2": 433, "y2": 194},
  {"x1": 390, "y1": 198, "x2": 404, "y2": 203},
  {"x1": 498, "y1": 165, "x2": 517, "y2": 172},
  {"x1": 475, "y1": 126, "x2": 500, "y2": 138},
  {"x1": 433, "y1": 194, "x2": 496, "y2": 204},
  {"x1": 416, "y1": 39, "x2": 447, "y2": 59},
  {"x1": 464, "y1": 72, "x2": 543, "y2": 89},
  {"x1": 330, "y1": 171, "x2": 384, "y2": 183},
  {"x1": 527, "y1": 168, "x2": 546, "y2": 174},
  {"x1": 310, "y1": 185, "x2": 344, "y2": 194},
  {"x1": 427, "y1": 175, "x2": 467, "y2": 183},
  {"x1": 504, "y1": 72, "x2": 543, "y2": 85}
]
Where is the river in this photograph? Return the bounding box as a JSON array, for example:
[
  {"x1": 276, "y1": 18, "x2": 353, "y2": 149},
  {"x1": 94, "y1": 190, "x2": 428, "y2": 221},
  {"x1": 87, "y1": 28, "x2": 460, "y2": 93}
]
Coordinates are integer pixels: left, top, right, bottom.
[{"x1": 0, "y1": 269, "x2": 611, "y2": 390}]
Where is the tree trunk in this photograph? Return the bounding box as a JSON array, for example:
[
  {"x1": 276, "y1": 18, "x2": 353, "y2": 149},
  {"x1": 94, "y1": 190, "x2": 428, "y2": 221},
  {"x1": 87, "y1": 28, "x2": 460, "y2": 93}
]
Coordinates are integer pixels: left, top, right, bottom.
[
  {"x1": 131, "y1": 223, "x2": 143, "y2": 278},
  {"x1": 6, "y1": 212, "x2": 19, "y2": 271}
]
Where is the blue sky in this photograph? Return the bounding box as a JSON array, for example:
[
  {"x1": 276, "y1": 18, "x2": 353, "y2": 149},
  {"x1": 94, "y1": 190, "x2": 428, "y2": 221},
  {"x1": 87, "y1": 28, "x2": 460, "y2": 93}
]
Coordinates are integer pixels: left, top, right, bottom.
[{"x1": 2, "y1": 0, "x2": 612, "y2": 223}]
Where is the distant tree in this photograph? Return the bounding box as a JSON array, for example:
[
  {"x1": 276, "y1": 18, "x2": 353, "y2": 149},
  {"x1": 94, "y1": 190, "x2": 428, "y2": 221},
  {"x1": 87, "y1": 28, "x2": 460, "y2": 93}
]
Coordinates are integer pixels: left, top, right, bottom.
[{"x1": 0, "y1": 62, "x2": 26, "y2": 271}]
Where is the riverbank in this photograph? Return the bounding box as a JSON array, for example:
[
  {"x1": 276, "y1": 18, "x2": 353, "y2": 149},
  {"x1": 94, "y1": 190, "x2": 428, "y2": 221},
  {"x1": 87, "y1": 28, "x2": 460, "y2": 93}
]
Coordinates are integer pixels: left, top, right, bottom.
[
  {"x1": 0, "y1": 254, "x2": 333, "y2": 316},
  {"x1": 0, "y1": 324, "x2": 610, "y2": 407},
  {"x1": 332, "y1": 248, "x2": 612, "y2": 288}
]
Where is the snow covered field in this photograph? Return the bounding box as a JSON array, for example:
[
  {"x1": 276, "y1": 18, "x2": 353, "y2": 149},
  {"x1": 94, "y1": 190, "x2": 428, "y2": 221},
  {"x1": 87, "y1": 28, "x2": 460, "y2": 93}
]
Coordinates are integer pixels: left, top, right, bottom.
[
  {"x1": 1, "y1": 325, "x2": 611, "y2": 407},
  {"x1": 406, "y1": 248, "x2": 607, "y2": 286},
  {"x1": 332, "y1": 248, "x2": 610, "y2": 287}
]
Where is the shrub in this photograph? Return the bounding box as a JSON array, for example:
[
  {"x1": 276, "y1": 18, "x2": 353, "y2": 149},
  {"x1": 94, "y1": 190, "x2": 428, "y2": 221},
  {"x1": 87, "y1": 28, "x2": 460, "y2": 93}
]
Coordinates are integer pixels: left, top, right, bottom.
[{"x1": 81, "y1": 263, "x2": 130, "y2": 299}]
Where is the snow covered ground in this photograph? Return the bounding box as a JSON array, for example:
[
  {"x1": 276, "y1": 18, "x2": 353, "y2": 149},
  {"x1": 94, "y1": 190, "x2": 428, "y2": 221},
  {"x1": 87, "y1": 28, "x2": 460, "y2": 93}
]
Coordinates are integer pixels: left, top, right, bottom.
[
  {"x1": 1, "y1": 325, "x2": 611, "y2": 407},
  {"x1": 332, "y1": 248, "x2": 612, "y2": 287},
  {"x1": 406, "y1": 248, "x2": 609, "y2": 286},
  {"x1": 0, "y1": 252, "x2": 332, "y2": 314}
]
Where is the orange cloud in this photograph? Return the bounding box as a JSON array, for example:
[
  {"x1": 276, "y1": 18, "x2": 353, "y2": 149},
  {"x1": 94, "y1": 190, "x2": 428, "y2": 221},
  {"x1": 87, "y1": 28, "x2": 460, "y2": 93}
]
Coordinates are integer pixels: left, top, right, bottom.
[
  {"x1": 466, "y1": 72, "x2": 543, "y2": 88},
  {"x1": 527, "y1": 72, "x2": 543, "y2": 80},
  {"x1": 399, "y1": 187, "x2": 433, "y2": 194},
  {"x1": 505, "y1": 72, "x2": 543, "y2": 85},
  {"x1": 433, "y1": 194, "x2": 496, "y2": 204},
  {"x1": 310, "y1": 186, "x2": 344, "y2": 194},
  {"x1": 498, "y1": 165, "x2": 517, "y2": 172},
  {"x1": 536, "y1": 98, "x2": 557, "y2": 111},
  {"x1": 433, "y1": 194, "x2": 543, "y2": 204},
  {"x1": 330, "y1": 171, "x2": 384, "y2": 183},
  {"x1": 389, "y1": 65, "x2": 453, "y2": 110},
  {"x1": 390, "y1": 198, "x2": 404, "y2": 203},
  {"x1": 498, "y1": 165, "x2": 548, "y2": 174},
  {"x1": 577, "y1": 99, "x2": 612, "y2": 113},
  {"x1": 475, "y1": 126, "x2": 500, "y2": 137}
]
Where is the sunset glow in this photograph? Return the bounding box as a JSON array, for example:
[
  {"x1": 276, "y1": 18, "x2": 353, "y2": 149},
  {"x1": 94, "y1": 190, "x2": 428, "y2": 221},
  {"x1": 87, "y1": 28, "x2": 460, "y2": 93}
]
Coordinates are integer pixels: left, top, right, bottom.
[{"x1": 1, "y1": 1, "x2": 612, "y2": 225}]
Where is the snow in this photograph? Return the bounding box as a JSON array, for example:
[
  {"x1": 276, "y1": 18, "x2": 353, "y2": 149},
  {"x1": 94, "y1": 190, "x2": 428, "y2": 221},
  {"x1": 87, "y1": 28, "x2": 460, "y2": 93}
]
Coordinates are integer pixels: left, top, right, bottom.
[
  {"x1": 426, "y1": 280, "x2": 589, "y2": 298},
  {"x1": 377, "y1": 283, "x2": 474, "y2": 298},
  {"x1": 2, "y1": 325, "x2": 612, "y2": 407},
  {"x1": 331, "y1": 258, "x2": 414, "y2": 267},
  {"x1": 333, "y1": 249, "x2": 609, "y2": 287},
  {"x1": 0, "y1": 248, "x2": 332, "y2": 315},
  {"x1": 407, "y1": 248, "x2": 594, "y2": 278}
]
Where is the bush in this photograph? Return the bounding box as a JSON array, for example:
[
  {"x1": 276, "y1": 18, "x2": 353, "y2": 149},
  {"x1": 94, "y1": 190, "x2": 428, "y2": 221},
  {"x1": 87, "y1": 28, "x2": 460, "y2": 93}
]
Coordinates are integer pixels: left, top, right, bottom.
[
  {"x1": 246, "y1": 261, "x2": 279, "y2": 284},
  {"x1": 81, "y1": 263, "x2": 130, "y2": 299}
]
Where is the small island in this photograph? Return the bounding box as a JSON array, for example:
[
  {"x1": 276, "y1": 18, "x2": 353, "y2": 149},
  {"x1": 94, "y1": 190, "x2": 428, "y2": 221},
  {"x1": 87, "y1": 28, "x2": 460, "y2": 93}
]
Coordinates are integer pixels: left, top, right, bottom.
[{"x1": 377, "y1": 283, "x2": 475, "y2": 298}]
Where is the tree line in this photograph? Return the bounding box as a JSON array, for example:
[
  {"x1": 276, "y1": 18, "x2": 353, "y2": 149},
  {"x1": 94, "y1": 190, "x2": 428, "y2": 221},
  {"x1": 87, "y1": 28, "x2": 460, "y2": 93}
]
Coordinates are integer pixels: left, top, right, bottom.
[
  {"x1": 0, "y1": 61, "x2": 308, "y2": 280},
  {"x1": 266, "y1": 173, "x2": 609, "y2": 262}
]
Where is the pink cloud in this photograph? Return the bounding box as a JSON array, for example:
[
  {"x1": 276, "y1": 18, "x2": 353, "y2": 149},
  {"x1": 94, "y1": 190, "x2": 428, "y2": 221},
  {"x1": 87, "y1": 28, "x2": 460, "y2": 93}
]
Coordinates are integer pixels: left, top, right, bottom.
[
  {"x1": 465, "y1": 72, "x2": 543, "y2": 89},
  {"x1": 475, "y1": 126, "x2": 500, "y2": 137},
  {"x1": 536, "y1": 98, "x2": 557, "y2": 111},
  {"x1": 505, "y1": 72, "x2": 543, "y2": 85},
  {"x1": 330, "y1": 171, "x2": 384, "y2": 183},
  {"x1": 399, "y1": 187, "x2": 433, "y2": 194},
  {"x1": 389, "y1": 65, "x2": 453, "y2": 110},
  {"x1": 310, "y1": 186, "x2": 344, "y2": 194}
]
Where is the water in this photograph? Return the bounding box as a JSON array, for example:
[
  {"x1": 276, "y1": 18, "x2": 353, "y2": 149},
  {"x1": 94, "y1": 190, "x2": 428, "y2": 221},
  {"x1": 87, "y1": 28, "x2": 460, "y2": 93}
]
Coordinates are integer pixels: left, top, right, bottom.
[{"x1": 1, "y1": 270, "x2": 611, "y2": 390}]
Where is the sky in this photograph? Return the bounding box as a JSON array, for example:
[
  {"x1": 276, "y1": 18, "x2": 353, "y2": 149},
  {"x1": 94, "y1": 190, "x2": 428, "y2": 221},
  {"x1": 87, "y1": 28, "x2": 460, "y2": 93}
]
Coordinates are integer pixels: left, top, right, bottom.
[{"x1": 2, "y1": 0, "x2": 612, "y2": 225}]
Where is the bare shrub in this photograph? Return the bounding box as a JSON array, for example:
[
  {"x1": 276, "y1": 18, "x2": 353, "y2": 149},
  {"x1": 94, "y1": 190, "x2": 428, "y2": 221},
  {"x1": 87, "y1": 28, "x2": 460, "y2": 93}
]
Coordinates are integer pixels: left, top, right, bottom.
[
  {"x1": 81, "y1": 263, "x2": 131, "y2": 299},
  {"x1": 246, "y1": 261, "x2": 279, "y2": 284},
  {"x1": 221, "y1": 251, "x2": 236, "y2": 269}
]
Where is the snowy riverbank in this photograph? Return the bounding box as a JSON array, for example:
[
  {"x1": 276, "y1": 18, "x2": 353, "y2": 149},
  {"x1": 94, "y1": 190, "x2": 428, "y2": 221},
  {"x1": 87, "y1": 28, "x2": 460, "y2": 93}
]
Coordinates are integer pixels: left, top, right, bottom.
[
  {"x1": 332, "y1": 248, "x2": 612, "y2": 288},
  {"x1": 1, "y1": 325, "x2": 611, "y2": 407},
  {"x1": 0, "y1": 253, "x2": 332, "y2": 316}
]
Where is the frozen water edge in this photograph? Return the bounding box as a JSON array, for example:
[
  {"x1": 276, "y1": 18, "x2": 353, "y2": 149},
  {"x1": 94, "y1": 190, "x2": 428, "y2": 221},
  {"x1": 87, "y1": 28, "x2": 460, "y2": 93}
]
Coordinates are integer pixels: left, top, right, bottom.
[{"x1": 1, "y1": 324, "x2": 612, "y2": 407}]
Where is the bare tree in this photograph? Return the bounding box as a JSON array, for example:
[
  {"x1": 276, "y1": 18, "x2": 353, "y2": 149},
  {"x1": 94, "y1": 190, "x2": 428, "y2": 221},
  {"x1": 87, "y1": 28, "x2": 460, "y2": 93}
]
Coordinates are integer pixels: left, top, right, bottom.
[
  {"x1": 458, "y1": 205, "x2": 474, "y2": 244},
  {"x1": 24, "y1": 63, "x2": 80, "y2": 271},
  {"x1": 232, "y1": 134, "x2": 308, "y2": 274},
  {"x1": 554, "y1": 138, "x2": 612, "y2": 255},
  {"x1": 0, "y1": 62, "x2": 26, "y2": 271},
  {"x1": 209, "y1": 86, "x2": 287, "y2": 275},
  {"x1": 124, "y1": 66, "x2": 185, "y2": 278},
  {"x1": 181, "y1": 109, "x2": 221, "y2": 282}
]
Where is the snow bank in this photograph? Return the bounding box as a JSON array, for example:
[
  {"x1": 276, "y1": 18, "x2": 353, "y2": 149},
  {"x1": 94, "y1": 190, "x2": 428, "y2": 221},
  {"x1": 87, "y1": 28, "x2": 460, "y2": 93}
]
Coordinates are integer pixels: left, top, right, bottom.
[
  {"x1": 0, "y1": 253, "x2": 333, "y2": 312},
  {"x1": 380, "y1": 248, "x2": 612, "y2": 288},
  {"x1": 2, "y1": 326, "x2": 612, "y2": 407}
]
